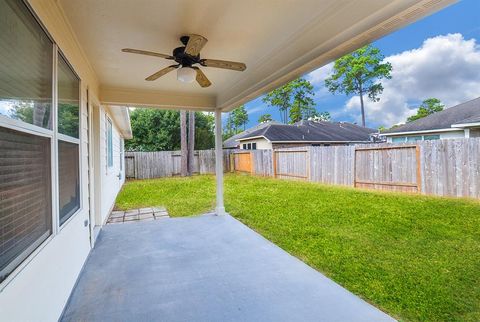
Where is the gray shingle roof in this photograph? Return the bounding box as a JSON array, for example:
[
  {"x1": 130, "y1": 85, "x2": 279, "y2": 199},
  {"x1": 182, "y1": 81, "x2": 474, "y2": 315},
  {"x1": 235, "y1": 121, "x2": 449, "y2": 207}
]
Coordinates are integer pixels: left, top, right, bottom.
[
  {"x1": 238, "y1": 120, "x2": 376, "y2": 143},
  {"x1": 223, "y1": 121, "x2": 281, "y2": 148},
  {"x1": 383, "y1": 97, "x2": 480, "y2": 134}
]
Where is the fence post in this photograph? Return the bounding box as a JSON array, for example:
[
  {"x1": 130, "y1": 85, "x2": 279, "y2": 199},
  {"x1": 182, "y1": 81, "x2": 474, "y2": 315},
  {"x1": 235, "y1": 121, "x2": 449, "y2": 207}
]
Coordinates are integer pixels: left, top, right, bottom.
[
  {"x1": 416, "y1": 145, "x2": 422, "y2": 194},
  {"x1": 272, "y1": 149, "x2": 277, "y2": 178}
]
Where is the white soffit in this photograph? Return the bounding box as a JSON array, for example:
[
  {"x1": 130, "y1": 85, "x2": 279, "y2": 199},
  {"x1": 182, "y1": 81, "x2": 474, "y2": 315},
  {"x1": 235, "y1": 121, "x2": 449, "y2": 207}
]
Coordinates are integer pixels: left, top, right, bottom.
[{"x1": 59, "y1": 0, "x2": 456, "y2": 111}]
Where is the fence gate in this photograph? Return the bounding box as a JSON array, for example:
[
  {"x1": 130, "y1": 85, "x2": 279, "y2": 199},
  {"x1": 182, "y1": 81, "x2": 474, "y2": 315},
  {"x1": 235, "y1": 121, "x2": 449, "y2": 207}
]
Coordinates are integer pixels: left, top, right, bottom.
[
  {"x1": 234, "y1": 151, "x2": 253, "y2": 173},
  {"x1": 354, "y1": 145, "x2": 421, "y2": 193},
  {"x1": 273, "y1": 149, "x2": 309, "y2": 180},
  {"x1": 125, "y1": 155, "x2": 136, "y2": 179}
]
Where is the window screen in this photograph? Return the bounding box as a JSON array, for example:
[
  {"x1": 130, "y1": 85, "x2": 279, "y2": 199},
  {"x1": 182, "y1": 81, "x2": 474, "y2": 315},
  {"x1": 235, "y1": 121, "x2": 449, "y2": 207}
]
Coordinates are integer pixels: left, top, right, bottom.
[
  {"x1": 424, "y1": 135, "x2": 440, "y2": 140},
  {"x1": 0, "y1": 127, "x2": 52, "y2": 283},
  {"x1": 252, "y1": 143, "x2": 257, "y2": 150},
  {"x1": 58, "y1": 141, "x2": 80, "y2": 225},
  {"x1": 0, "y1": 0, "x2": 53, "y2": 130},
  {"x1": 57, "y1": 54, "x2": 80, "y2": 225},
  {"x1": 58, "y1": 56, "x2": 79, "y2": 138},
  {"x1": 107, "y1": 118, "x2": 113, "y2": 167}
]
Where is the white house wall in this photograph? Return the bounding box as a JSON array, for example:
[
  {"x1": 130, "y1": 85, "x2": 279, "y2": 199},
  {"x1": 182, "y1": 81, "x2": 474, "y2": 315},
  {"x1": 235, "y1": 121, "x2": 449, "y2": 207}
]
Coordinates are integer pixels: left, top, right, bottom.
[
  {"x1": 99, "y1": 107, "x2": 125, "y2": 224},
  {"x1": 0, "y1": 86, "x2": 92, "y2": 322},
  {"x1": 240, "y1": 138, "x2": 272, "y2": 150},
  {"x1": 0, "y1": 1, "x2": 127, "y2": 320}
]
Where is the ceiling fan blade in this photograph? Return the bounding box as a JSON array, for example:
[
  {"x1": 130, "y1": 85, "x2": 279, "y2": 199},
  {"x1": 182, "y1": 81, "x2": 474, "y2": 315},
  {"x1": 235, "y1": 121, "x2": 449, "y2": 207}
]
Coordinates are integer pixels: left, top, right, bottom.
[
  {"x1": 184, "y1": 34, "x2": 208, "y2": 56},
  {"x1": 201, "y1": 59, "x2": 246, "y2": 71},
  {"x1": 193, "y1": 67, "x2": 212, "y2": 88},
  {"x1": 145, "y1": 65, "x2": 178, "y2": 81},
  {"x1": 122, "y1": 48, "x2": 173, "y2": 59}
]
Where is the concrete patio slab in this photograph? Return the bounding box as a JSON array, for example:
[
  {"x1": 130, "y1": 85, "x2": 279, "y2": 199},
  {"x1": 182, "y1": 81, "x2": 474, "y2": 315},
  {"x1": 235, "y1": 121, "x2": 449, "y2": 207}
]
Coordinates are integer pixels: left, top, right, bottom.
[{"x1": 61, "y1": 215, "x2": 395, "y2": 322}]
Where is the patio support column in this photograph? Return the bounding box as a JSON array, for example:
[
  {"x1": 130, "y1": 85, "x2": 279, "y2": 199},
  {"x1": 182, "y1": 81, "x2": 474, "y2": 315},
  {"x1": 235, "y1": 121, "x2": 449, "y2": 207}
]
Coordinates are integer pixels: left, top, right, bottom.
[{"x1": 214, "y1": 108, "x2": 225, "y2": 215}]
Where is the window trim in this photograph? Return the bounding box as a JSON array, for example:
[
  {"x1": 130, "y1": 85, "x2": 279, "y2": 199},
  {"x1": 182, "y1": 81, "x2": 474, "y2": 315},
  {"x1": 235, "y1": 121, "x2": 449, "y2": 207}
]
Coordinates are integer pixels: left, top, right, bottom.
[
  {"x1": 57, "y1": 49, "x2": 83, "y2": 230},
  {"x1": 106, "y1": 116, "x2": 113, "y2": 170}
]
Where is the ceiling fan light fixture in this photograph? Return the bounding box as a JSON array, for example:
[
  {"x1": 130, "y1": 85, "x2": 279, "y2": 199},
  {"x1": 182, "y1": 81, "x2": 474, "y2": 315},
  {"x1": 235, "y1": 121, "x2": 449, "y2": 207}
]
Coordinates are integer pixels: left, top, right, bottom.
[{"x1": 177, "y1": 66, "x2": 196, "y2": 83}]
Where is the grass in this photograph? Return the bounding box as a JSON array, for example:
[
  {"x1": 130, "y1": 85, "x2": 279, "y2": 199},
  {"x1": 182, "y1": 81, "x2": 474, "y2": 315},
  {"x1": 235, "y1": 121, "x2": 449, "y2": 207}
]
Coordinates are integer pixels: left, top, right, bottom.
[{"x1": 115, "y1": 174, "x2": 480, "y2": 321}]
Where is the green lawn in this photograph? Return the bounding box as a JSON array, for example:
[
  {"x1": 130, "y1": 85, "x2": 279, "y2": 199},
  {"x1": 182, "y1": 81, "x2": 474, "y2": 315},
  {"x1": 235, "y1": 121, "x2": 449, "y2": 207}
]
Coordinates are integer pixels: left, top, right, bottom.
[{"x1": 115, "y1": 174, "x2": 480, "y2": 321}]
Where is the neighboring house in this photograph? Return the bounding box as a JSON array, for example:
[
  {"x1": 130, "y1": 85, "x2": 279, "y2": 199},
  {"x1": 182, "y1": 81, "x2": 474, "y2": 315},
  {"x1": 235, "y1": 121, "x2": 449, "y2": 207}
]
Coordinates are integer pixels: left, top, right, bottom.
[
  {"x1": 382, "y1": 97, "x2": 480, "y2": 143},
  {"x1": 223, "y1": 121, "x2": 281, "y2": 149},
  {"x1": 236, "y1": 120, "x2": 376, "y2": 150}
]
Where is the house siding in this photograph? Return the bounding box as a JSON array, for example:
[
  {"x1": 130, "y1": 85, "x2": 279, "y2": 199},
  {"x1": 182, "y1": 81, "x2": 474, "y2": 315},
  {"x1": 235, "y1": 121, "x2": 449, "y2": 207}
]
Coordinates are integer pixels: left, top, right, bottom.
[
  {"x1": 0, "y1": 1, "x2": 127, "y2": 321},
  {"x1": 100, "y1": 107, "x2": 125, "y2": 224},
  {"x1": 385, "y1": 130, "x2": 465, "y2": 142}
]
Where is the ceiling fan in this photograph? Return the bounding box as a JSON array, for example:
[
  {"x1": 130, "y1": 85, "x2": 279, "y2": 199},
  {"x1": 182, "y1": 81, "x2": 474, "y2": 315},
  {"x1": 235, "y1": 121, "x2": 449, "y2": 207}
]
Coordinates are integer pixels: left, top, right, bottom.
[{"x1": 122, "y1": 34, "x2": 246, "y2": 88}]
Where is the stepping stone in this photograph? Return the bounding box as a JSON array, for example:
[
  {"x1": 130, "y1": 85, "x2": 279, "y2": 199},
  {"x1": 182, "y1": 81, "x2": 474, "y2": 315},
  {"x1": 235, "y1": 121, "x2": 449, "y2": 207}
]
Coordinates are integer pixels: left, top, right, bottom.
[
  {"x1": 110, "y1": 211, "x2": 125, "y2": 219},
  {"x1": 154, "y1": 212, "x2": 169, "y2": 219},
  {"x1": 108, "y1": 217, "x2": 124, "y2": 224},
  {"x1": 124, "y1": 216, "x2": 138, "y2": 222},
  {"x1": 124, "y1": 209, "x2": 139, "y2": 218},
  {"x1": 152, "y1": 207, "x2": 167, "y2": 214},
  {"x1": 139, "y1": 208, "x2": 153, "y2": 214},
  {"x1": 139, "y1": 213, "x2": 154, "y2": 220}
]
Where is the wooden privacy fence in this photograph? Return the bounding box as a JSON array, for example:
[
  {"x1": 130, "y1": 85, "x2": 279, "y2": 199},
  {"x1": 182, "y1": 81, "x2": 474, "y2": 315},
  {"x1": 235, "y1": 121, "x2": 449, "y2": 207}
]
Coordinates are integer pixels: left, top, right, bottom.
[
  {"x1": 354, "y1": 145, "x2": 421, "y2": 193},
  {"x1": 125, "y1": 150, "x2": 231, "y2": 179},
  {"x1": 126, "y1": 138, "x2": 479, "y2": 199},
  {"x1": 230, "y1": 138, "x2": 480, "y2": 199}
]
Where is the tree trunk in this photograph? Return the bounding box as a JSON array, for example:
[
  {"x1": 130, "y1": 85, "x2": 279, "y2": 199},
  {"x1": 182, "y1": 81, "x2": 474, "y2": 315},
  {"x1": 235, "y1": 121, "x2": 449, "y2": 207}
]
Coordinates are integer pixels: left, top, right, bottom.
[
  {"x1": 180, "y1": 110, "x2": 188, "y2": 176},
  {"x1": 187, "y1": 111, "x2": 195, "y2": 175},
  {"x1": 358, "y1": 81, "x2": 366, "y2": 127}
]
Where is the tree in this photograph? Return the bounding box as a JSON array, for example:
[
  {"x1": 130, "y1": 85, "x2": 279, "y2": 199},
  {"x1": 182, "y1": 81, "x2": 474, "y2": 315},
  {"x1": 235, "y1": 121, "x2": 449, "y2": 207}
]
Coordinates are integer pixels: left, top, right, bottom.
[
  {"x1": 180, "y1": 110, "x2": 188, "y2": 176},
  {"x1": 258, "y1": 114, "x2": 273, "y2": 123},
  {"x1": 263, "y1": 78, "x2": 315, "y2": 124},
  {"x1": 125, "y1": 109, "x2": 214, "y2": 152},
  {"x1": 308, "y1": 111, "x2": 331, "y2": 122},
  {"x1": 231, "y1": 105, "x2": 249, "y2": 131},
  {"x1": 325, "y1": 45, "x2": 392, "y2": 127},
  {"x1": 406, "y1": 98, "x2": 444, "y2": 123},
  {"x1": 187, "y1": 111, "x2": 195, "y2": 175}
]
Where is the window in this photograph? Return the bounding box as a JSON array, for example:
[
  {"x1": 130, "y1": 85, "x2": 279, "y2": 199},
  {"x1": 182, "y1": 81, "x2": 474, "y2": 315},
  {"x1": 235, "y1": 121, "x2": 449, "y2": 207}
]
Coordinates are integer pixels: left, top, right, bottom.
[
  {"x1": 106, "y1": 118, "x2": 113, "y2": 168},
  {"x1": 242, "y1": 144, "x2": 246, "y2": 149},
  {"x1": 0, "y1": 128, "x2": 52, "y2": 283},
  {"x1": 0, "y1": 0, "x2": 53, "y2": 129},
  {"x1": 252, "y1": 143, "x2": 257, "y2": 150},
  {"x1": 406, "y1": 136, "x2": 422, "y2": 142},
  {"x1": 247, "y1": 143, "x2": 252, "y2": 150},
  {"x1": 424, "y1": 135, "x2": 440, "y2": 140},
  {"x1": 0, "y1": 0, "x2": 82, "y2": 282},
  {"x1": 0, "y1": 0, "x2": 54, "y2": 283},
  {"x1": 392, "y1": 137, "x2": 406, "y2": 143},
  {"x1": 57, "y1": 55, "x2": 80, "y2": 225}
]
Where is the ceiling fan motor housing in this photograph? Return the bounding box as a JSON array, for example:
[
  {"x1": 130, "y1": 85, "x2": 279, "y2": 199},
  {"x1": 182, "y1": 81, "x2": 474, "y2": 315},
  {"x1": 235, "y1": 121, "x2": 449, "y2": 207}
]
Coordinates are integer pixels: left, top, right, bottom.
[{"x1": 173, "y1": 36, "x2": 201, "y2": 67}]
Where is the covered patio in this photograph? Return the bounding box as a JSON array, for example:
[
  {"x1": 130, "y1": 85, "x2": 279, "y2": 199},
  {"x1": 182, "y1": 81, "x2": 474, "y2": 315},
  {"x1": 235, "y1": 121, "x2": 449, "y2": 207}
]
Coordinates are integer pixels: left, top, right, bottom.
[
  {"x1": 61, "y1": 214, "x2": 394, "y2": 321},
  {"x1": 0, "y1": 0, "x2": 457, "y2": 320}
]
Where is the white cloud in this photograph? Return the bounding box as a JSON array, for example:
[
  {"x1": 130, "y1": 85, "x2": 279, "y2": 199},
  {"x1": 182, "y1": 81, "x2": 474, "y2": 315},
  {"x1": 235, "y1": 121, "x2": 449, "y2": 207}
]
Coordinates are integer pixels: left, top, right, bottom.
[
  {"x1": 339, "y1": 33, "x2": 480, "y2": 127},
  {"x1": 306, "y1": 63, "x2": 334, "y2": 98}
]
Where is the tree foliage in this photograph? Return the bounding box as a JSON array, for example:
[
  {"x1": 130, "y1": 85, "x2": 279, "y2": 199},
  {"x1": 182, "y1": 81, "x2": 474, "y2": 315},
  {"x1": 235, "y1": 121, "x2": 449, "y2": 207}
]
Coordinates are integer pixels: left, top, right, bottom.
[
  {"x1": 325, "y1": 45, "x2": 392, "y2": 127},
  {"x1": 224, "y1": 105, "x2": 249, "y2": 139},
  {"x1": 125, "y1": 108, "x2": 214, "y2": 151},
  {"x1": 258, "y1": 113, "x2": 273, "y2": 123},
  {"x1": 309, "y1": 111, "x2": 331, "y2": 122},
  {"x1": 262, "y1": 78, "x2": 316, "y2": 124},
  {"x1": 231, "y1": 105, "x2": 249, "y2": 131},
  {"x1": 406, "y1": 98, "x2": 444, "y2": 123}
]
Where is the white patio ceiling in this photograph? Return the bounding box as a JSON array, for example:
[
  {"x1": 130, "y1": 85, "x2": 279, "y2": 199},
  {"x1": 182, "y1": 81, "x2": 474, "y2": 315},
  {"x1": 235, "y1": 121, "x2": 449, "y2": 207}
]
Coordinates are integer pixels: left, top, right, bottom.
[{"x1": 59, "y1": 0, "x2": 455, "y2": 112}]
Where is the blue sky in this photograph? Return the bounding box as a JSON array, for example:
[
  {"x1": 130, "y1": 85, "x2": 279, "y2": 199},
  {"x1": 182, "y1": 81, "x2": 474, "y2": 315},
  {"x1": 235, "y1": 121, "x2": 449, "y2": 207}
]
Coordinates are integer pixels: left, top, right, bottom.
[{"x1": 230, "y1": 0, "x2": 480, "y2": 130}]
